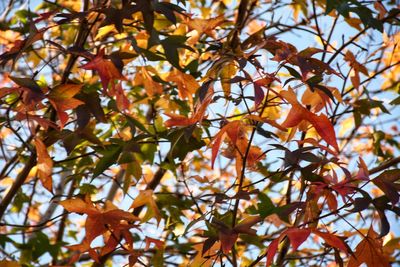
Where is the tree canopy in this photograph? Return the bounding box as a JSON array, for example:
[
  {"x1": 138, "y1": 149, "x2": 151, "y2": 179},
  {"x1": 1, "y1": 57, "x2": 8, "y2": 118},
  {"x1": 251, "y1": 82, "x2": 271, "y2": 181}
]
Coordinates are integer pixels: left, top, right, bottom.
[{"x1": 0, "y1": 0, "x2": 399, "y2": 266}]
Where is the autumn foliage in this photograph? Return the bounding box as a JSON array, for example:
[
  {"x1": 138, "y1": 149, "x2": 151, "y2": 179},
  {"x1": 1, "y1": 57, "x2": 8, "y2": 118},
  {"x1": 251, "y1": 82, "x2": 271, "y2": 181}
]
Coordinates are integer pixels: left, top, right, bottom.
[{"x1": 0, "y1": 0, "x2": 400, "y2": 266}]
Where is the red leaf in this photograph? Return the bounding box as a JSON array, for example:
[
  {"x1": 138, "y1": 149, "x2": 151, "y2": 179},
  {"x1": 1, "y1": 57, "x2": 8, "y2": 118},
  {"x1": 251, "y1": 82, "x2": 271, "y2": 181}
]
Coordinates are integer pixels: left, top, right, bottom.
[
  {"x1": 266, "y1": 238, "x2": 280, "y2": 267},
  {"x1": 254, "y1": 82, "x2": 264, "y2": 108},
  {"x1": 80, "y1": 49, "x2": 126, "y2": 91},
  {"x1": 312, "y1": 229, "x2": 348, "y2": 253},
  {"x1": 307, "y1": 113, "x2": 339, "y2": 152},
  {"x1": 286, "y1": 228, "x2": 311, "y2": 251}
]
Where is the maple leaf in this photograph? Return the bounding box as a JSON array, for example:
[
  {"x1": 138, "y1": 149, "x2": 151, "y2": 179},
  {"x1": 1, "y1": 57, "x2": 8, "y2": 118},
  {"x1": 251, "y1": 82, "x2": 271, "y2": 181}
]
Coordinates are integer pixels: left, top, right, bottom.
[
  {"x1": 47, "y1": 84, "x2": 84, "y2": 128},
  {"x1": 344, "y1": 50, "x2": 369, "y2": 89},
  {"x1": 15, "y1": 113, "x2": 59, "y2": 131},
  {"x1": 211, "y1": 120, "x2": 244, "y2": 168},
  {"x1": 266, "y1": 227, "x2": 347, "y2": 266},
  {"x1": 130, "y1": 190, "x2": 161, "y2": 224},
  {"x1": 312, "y1": 229, "x2": 348, "y2": 253},
  {"x1": 144, "y1": 236, "x2": 165, "y2": 251},
  {"x1": 215, "y1": 216, "x2": 261, "y2": 254},
  {"x1": 211, "y1": 119, "x2": 266, "y2": 170},
  {"x1": 186, "y1": 15, "x2": 225, "y2": 38},
  {"x1": 8, "y1": 76, "x2": 45, "y2": 110},
  {"x1": 165, "y1": 69, "x2": 199, "y2": 102},
  {"x1": 0, "y1": 23, "x2": 48, "y2": 67},
  {"x1": 266, "y1": 237, "x2": 281, "y2": 267},
  {"x1": 100, "y1": 223, "x2": 136, "y2": 256},
  {"x1": 266, "y1": 227, "x2": 310, "y2": 266},
  {"x1": 34, "y1": 137, "x2": 53, "y2": 193},
  {"x1": 132, "y1": 66, "x2": 163, "y2": 97},
  {"x1": 285, "y1": 228, "x2": 311, "y2": 251},
  {"x1": 219, "y1": 60, "x2": 237, "y2": 99},
  {"x1": 253, "y1": 74, "x2": 280, "y2": 107},
  {"x1": 80, "y1": 49, "x2": 126, "y2": 92},
  {"x1": 165, "y1": 85, "x2": 213, "y2": 127},
  {"x1": 347, "y1": 227, "x2": 391, "y2": 267},
  {"x1": 59, "y1": 197, "x2": 139, "y2": 245},
  {"x1": 109, "y1": 82, "x2": 130, "y2": 111},
  {"x1": 372, "y1": 169, "x2": 400, "y2": 205},
  {"x1": 281, "y1": 89, "x2": 339, "y2": 152}
]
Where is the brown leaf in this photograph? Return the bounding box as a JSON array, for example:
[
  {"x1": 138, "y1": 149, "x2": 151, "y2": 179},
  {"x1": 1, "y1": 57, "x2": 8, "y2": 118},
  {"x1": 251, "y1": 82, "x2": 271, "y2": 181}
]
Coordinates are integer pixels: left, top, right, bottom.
[
  {"x1": 218, "y1": 229, "x2": 238, "y2": 254},
  {"x1": 372, "y1": 169, "x2": 400, "y2": 205}
]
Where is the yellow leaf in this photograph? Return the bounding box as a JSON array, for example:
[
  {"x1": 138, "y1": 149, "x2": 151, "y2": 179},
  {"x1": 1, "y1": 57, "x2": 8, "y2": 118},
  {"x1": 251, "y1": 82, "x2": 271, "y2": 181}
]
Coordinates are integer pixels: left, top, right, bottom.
[
  {"x1": 220, "y1": 61, "x2": 237, "y2": 98},
  {"x1": 95, "y1": 25, "x2": 117, "y2": 40},
  {"x1": 130, "y1": 190, "x2": 161, "y2": 224}
]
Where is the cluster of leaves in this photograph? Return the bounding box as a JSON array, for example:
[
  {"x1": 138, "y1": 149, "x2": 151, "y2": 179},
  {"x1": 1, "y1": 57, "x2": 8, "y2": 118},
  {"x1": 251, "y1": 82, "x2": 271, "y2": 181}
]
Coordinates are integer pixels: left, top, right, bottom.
[{"x1": 0, "y1": 0, "x2": 399, "y2": 266}]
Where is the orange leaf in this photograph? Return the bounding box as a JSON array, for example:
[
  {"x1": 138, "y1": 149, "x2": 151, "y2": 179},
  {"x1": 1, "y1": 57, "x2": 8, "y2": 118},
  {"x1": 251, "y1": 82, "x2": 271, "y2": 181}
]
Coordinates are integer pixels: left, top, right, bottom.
[
  {"x1": 347, "y1": 227, "x2": 390, "y2": 267},
  {"x1": 48, "y1": 84, "x2": 83, "y2": 100},
  {"x1": 48, "y1": 84, "x2": 84, "y2": 128},
  {"x1": 186, "y1": 15, "x2": 225, "y2": 37},
  {"x1": 59, "y1": 197, "x2": 139, "y2": 245},
  {"x1": 165, "y1": 69, "x2": 199, "y2": 102},
  {"x1": 164, "y1": 113, "x2": 195, "y2": 127},
  {"x1": 281, "y1": 104, "x2": 305, "y2": 128},
  {"x1": 34, "y1": 137, "x2": 53, "y2": 193},
  {"x1": 145, "y1": 237, "x2": 164, "y2": 251},
  {"x1": 210, "y1": 120, "x2": 242, "y2": 168},
  {"x1": 211, "y1": 131, "x2": 224, "y2": 169},
  {"x1": 58, "y1": 197, "x2": 98, "y2": 216},
  {"x1": 132, "y1": 67, "x2": 162, "y2": 97},
  {"x1": 281, "y1": 89, "x2": 339, "y2": 152},
  {"x1": 233, "y1": 215, "x2": 262, "y2": 235},
  {"x1": 165, "y1": 86, "x2": 213, "y2": 128},
  {"x1": 307, "y1": 112, "x2": 339, "y2": 151}
]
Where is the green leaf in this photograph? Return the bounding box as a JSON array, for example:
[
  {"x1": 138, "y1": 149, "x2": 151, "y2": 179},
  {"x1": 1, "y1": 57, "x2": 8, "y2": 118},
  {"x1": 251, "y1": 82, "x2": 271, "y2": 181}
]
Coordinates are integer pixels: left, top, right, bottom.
[
  {"x1": 284, "y1": 65, "x2": 302, "y2": 79},
  {"x1": 79, "y1": 183, "x2": 97, "y2": 195},
  {"x1": 258, "y1": 193, "x2": 275, "y2": 218},
  {"x1": 93, "y1": 144, "x2": 123, "y2": 178},
  {"x1": 168, "y1": 127, "x2": 205, "y2": 161}
]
